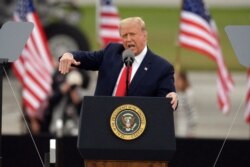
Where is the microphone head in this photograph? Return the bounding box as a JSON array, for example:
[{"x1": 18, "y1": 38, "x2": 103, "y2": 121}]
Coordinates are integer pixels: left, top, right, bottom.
[{"x1": 122, "y1": 49, "x2": 135, "y2": 67}]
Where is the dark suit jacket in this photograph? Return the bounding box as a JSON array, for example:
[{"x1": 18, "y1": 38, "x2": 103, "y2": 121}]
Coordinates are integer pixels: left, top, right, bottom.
[{"x1": 72, "y1": 43, "x2": 175, "y2": 97}]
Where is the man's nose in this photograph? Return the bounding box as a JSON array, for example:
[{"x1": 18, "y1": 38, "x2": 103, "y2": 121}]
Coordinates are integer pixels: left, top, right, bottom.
[{"x1": 126, "y1": 34, "x2": 132, "y2": 41}]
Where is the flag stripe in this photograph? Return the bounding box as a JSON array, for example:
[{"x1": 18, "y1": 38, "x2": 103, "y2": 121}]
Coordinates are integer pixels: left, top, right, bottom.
[
  {"x1": 180, "y1": 12, "x2": 211, "y2": 34},
  {"x1": 179, "y1": 34, "x2": 217, "y2": 58},
  {"x1": 101, "y1": 12, "x2": 118, "y2": 17},
  {"x1": 100, "y1": 24, "x2": 119, "y2": 29},
  {"x1": 100, "y1": 17, "x2": 120, "y2": 26},
  {"x1": 100, "y1": 29, "x2": 120, "y2": 38},
  {"x1": 180, "y1": 21, "x2": 217, "y2": 46},
  {"x1": 180, "y1": 29, "x2": 216, "y2": 48},
  {"x1": 22, "y1": 48, "x2": 51, "y2": 83}
]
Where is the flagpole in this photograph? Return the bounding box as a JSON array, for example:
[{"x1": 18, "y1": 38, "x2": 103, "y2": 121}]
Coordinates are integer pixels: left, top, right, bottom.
[
  {"x1": 175, "y1": 45, "x2": 182, "y2": 74},
  {"x1": 96, "y1": 0, "x2": 99, "y2": 46}
]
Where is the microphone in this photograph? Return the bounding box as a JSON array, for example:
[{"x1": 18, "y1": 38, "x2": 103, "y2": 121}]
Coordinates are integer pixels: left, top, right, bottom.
[
  {"x1": 122, "y1": 49, "x2": 135, "y2": 67},
  {"x1": 122, "y1": 49, "x2": 134, "y2": 96}
]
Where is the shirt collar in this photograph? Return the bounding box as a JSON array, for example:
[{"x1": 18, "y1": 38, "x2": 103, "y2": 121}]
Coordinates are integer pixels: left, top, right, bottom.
[{"x1": 134, "y1": 46, "x2": 147, "y2": 64}]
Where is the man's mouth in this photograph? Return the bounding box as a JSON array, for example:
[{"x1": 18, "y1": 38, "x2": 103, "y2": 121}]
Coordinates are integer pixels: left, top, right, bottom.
[{"x1": 128, "y1": 44, "x2": 135, "y2": 49}]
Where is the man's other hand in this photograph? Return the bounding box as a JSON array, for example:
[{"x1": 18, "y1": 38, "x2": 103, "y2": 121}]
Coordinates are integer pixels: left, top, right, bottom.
[
  {"x1": 166, "y1": 92, "x2": 178, "y2": 110},
  {"x1": 59, "y1": 53, "x2": 80, "y2": 74}
]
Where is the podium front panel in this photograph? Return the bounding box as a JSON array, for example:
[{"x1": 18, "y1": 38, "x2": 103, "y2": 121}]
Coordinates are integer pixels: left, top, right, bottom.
[{"x1": 77, "y1": 96, "x2": 176, "y2": 161}]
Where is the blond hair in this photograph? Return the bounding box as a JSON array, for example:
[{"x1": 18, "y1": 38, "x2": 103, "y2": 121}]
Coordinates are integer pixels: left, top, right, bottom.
[{"x1": 119, "y1": 17, "x2": 147, "y2": 32}]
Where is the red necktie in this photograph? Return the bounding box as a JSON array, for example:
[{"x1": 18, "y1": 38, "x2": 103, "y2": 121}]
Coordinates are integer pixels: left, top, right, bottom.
[{"x1": 115, "y1": 66, "x2": 132, "y2": 96}]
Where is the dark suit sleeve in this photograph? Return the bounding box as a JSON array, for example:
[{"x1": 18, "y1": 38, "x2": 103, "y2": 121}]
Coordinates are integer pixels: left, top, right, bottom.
[
  {"x1": 156, "y1": 64, "x2": 176, "y2": 97},
  {"x1": 70, "y1": 43, "x2": 116, "y2": 70},
  {"x1": 71, "y1": 49, "x2": 104, "y2": 71}
]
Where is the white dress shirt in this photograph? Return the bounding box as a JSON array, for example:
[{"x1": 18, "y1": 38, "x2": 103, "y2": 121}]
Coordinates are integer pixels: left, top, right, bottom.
[{"x1": 112, "y1": 46, "x2": 148, "y2": 96}]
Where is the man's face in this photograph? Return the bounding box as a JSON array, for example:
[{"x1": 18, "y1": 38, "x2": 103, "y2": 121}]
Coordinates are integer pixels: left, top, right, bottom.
[{"x1": 120, "y1": 22, "x2": 147, "y2": 56}]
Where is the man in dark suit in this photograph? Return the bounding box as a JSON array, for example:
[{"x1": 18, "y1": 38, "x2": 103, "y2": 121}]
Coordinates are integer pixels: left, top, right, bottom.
[{"x1": 59, "y1": 17, "x2": 178, "y2": 109}]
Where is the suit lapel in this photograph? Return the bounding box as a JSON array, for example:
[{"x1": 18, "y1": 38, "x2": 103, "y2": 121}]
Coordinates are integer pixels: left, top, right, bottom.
[
  {"x1": 108, "y1": 53, "x2": 123, "y2": 95},
  {"x1": 129, "y1": 50, "x2": 152, "y2": 94}
]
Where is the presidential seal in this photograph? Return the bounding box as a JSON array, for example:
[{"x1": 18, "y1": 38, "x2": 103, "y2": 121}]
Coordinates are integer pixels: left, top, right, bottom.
[{"x1": 110, "y1": 104, "x2": 146, "y2": 140}]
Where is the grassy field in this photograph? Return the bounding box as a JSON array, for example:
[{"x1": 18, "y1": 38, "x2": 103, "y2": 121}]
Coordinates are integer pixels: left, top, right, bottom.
[{"x1": 78, "y1": 6, "x2": 250, "y2": 71}]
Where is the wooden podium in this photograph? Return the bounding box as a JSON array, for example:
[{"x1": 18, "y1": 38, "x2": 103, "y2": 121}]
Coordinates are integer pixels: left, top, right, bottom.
[{"x1": 77, "y1": 97, "x2": 175, "y2": 167}]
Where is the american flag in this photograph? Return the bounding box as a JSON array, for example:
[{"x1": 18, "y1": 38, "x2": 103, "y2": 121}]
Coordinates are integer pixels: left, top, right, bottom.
[
  {"x1": 245, "y1": 69, "x2": 250, "y2": 123},
  {"x1": 178, "y1": 0, "x2": 234, "y2": 113},
  {"x1": 97, "y1": 0, "x2": 121, "y2": 47},
  {"x1": 12, "y1": 0, "x2": 54, "y2": 118}
]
